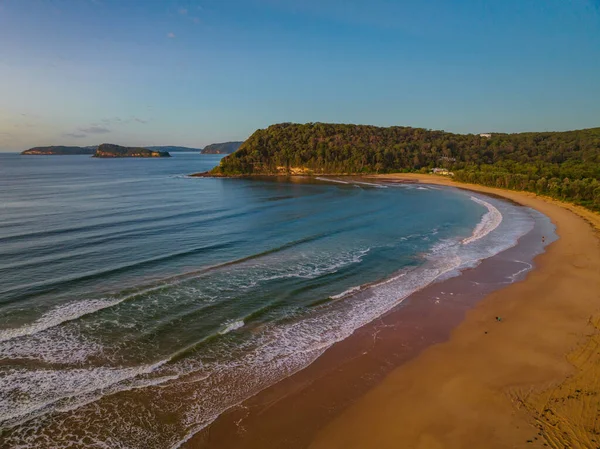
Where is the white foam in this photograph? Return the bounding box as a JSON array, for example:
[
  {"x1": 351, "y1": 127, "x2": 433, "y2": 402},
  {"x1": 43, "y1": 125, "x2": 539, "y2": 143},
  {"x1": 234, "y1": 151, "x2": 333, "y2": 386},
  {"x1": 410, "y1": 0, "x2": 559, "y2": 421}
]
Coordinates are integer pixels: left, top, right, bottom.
[
  {"x1": 315, "y1": 178, "x2": 387, "y2": 188},
  {"x1": 0, "y1": 284, "x2": 170, "y2": 343},
  {"x1": 0, "y1": 248, "x2": 377, "y2": 434},
  {"x1": 0, "y1": 248, "x2": 372, "y2": 368},
  {"x1": 508, "y1": 260, "x2": 533, "y2": 281},
  {"x1": 0, "y1": 299, "x2": 121, "y2": 343},
  {"x1": 0, "y1": 327, "x2": 103, "y2": 364},
  {"x1": 461, "y1": 196, "x2": 503, "y2": 245},
  {"x1": 162, "y1": 258, "x2": 465, "y2": 448},
  {"x1": 219, "y1": 320, "x2": 244, "y2": 335},
  {"x1": 0, "y1": 360, "x2": 168, "y2": 426},
  {"x1": 0, "y1": 193, "x2": 537, "y2": 448},
  {"x1": 330, "y1": 285, "x2": 362, "y2": 300},
  {"x1": 0, "y1": 256, "x2": 265, "y2": 345},
  {"x1": 350, "y1": 180, "x2": 388, "y2": 188},
  {"x1": 315, "y1": 177, "x2": 349, "y2": 184},
  {"x1": 248, "y1": 248, "x2": 370, "y2": 284}
]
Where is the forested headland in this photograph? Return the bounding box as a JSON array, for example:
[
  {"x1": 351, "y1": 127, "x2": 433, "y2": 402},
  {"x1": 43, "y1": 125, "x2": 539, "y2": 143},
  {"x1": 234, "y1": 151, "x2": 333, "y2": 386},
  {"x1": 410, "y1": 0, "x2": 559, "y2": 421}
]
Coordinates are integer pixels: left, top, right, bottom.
[
  {"x1": 201, "y1": 141, "x2": 243, "y2": 154},
  {"x1": 211, "y1": 123, "x2": 600, "y2": 211}
]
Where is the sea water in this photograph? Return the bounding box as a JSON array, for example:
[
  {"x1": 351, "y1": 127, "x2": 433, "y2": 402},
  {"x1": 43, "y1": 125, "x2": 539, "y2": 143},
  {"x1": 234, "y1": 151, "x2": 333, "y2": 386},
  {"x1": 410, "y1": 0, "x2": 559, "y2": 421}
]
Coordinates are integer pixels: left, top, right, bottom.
[{"x1": 0, "y1": 153, "x2": 537, "y2": 448}]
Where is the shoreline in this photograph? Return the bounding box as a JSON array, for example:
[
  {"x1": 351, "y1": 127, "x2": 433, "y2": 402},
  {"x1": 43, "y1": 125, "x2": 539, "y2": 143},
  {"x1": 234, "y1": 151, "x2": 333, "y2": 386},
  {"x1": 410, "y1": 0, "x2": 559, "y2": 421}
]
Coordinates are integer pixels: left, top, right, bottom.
[
  {"x1": 184, "y1": 176, "x2": 583, "y2": 449},
  {"x1": 310, "y1": 174, "x2": 600, "y2": 449}
]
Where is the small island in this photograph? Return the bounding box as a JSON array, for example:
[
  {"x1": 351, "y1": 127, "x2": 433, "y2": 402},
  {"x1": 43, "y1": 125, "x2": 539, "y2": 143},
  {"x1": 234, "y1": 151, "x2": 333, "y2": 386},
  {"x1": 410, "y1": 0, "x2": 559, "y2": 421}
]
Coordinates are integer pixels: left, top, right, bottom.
[
  {"x1": 201, "y1": 141, "x2": 243, "y2": 154},
  {"x1": 94, "y1": 143, "x2": 171, "y2": 158},
  {"x1": 21, "y1": 146, "x2": 96, "y2": 155},
  {"x1": 146, "y1": 146, "x2": 202, "y2": 153}
]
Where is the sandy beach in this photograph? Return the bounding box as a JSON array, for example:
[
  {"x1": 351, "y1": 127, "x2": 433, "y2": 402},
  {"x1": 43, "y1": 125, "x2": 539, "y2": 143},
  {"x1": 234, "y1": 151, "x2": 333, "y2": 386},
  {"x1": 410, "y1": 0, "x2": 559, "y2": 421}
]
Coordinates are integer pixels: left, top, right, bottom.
[
  {"x1": 185, "y1": 174, "x2": 600, "y2": 449},
  {"x1": 310, "y1": 174, "x2": 600, "y2": 449}
]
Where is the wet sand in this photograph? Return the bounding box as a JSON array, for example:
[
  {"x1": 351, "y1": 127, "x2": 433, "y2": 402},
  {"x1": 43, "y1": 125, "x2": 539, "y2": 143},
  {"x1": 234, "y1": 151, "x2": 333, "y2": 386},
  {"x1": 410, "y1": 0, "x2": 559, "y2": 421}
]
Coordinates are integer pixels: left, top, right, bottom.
[
  {"x1": 184, "y1": 176, "x2": 597, "y2": 449},
  {"x1": 310, "y1": 175, "x2": 600, "y2": 449}
]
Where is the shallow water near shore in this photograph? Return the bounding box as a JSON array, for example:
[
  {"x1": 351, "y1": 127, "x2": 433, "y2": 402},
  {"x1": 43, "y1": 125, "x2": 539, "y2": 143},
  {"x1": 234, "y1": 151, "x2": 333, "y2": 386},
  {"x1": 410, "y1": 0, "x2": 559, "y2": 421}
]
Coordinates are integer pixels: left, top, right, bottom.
[
  {"x1": 189, "y1": 194, "x2": 556, "y2": 449},
  {"x1": 0, "y1": 153, "x2": 544, "y2": 448}
]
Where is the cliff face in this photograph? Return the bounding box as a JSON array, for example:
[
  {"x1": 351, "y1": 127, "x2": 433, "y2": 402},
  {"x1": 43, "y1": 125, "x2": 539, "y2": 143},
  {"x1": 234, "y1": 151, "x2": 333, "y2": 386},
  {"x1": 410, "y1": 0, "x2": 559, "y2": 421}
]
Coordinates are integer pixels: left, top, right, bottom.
[
  {"x1": 201, "y1": 141, "x2": 243, "y2": 154},
  {"x1": 94, "y1": 144, "x2": 171, "y2": 158},
  {"x1": 21, "y1": 146, "x2": 96, "y2": 155}
]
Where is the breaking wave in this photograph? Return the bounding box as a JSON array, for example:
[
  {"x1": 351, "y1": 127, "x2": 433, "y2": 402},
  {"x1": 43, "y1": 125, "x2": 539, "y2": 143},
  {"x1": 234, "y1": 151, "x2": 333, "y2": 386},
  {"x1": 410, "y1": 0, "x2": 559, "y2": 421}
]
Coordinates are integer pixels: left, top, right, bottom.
[
  {"x1": 0, "y1": 185, "x2": 538, "y2": 449},
  {"x1": 462, "y1": 196, "x2": 503, "y2": 245}
]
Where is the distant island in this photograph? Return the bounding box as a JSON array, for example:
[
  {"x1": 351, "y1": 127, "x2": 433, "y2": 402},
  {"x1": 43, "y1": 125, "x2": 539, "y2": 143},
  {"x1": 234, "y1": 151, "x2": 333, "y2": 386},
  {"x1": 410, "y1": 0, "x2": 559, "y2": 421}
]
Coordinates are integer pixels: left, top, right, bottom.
[
  {"x1": 205, "y1": 122, "x2": 600, "y2": 211},
  {"x1": 21, "y1": 146, "x2": 97, "y2": 155},
  {"x1": 201, "y1": 141, "x2": 243, "y2": 154},
  {"x1": 146, "y1": 146, "x2": 202, "y2": 153},
  {"x1": 94, "y1": 143, "x2": 171, "y2": 158},
  {"x1": 21, "y1": 143, "x2": 240, "y2": 156}
]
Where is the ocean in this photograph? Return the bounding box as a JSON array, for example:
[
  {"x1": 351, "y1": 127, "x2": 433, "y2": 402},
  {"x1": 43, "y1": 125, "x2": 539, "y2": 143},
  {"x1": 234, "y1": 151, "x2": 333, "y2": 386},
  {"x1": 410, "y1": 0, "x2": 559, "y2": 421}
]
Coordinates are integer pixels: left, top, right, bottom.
[{"x1": 0, "y1": 152, "x2": 545, "y2": 448}]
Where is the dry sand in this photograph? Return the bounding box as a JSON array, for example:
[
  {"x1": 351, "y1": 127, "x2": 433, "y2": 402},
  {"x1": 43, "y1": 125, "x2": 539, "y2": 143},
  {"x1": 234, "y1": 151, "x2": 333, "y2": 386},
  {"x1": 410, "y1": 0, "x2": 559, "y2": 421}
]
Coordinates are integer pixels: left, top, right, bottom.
[{"x1": 310, "y1": 174, "x2": 600, "y2": 449}]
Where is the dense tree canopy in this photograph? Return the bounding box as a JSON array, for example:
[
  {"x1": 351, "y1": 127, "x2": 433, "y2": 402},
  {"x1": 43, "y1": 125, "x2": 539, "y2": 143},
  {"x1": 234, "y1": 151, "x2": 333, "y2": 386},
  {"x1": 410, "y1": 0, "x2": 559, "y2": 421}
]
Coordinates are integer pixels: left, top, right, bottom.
[
  {"x1": 94, "y1": 144, "x2": 171, "y2": 158},
  {"x1": 201, "y1": 141, "x2": 243, "y2": 154},
  {"x1": 212, "y1": 123, "x2": 600, "y2": 211},
  {"x1": 21, "y1": 146, "x2": 96, "y2": 155}
]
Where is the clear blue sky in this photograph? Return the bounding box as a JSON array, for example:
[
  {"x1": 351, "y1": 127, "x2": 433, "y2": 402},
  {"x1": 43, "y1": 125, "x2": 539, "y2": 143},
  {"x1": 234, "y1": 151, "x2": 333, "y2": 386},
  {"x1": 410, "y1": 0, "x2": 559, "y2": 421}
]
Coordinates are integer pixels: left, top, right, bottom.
[{"x1": 0, "y1": 0, "x2": 599, "y2": 151}]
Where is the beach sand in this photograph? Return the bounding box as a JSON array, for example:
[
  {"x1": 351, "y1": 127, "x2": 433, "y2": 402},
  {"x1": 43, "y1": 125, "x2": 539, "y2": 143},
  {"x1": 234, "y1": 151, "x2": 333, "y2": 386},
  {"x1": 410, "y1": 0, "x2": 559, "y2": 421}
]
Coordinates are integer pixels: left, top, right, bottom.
[
  {"x1": 187, "y1": 175, "x2": 599, "y2": 449},
  {"x1": 310, "y1": 174, "x2": 600, "y2": 449}
]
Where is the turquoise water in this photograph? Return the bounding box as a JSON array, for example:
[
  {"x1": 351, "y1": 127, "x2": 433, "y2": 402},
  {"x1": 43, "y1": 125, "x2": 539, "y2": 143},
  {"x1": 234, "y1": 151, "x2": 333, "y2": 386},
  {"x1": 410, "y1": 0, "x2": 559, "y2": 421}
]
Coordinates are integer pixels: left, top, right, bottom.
[{"x1": 0, "y1": 153, "x2": 535, "y2": 448}]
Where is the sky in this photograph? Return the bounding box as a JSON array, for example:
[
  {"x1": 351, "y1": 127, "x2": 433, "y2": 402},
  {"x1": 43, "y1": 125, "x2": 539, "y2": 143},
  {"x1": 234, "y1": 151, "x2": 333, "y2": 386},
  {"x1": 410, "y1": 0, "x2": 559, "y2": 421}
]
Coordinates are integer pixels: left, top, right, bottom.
[{"x1": 0, "y1": 0, "x2": 599, "y2": 151}]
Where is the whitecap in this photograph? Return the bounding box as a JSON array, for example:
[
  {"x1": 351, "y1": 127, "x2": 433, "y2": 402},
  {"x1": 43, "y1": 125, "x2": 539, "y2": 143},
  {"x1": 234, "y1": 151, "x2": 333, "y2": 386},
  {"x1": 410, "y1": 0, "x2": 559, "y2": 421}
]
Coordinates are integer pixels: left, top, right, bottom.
[
  {"x1": 219, "y1": 320, "x2": 245, "y2": 335},
  {"x1": 461, "y1": 196, "x2": 503, "y2": 245}
]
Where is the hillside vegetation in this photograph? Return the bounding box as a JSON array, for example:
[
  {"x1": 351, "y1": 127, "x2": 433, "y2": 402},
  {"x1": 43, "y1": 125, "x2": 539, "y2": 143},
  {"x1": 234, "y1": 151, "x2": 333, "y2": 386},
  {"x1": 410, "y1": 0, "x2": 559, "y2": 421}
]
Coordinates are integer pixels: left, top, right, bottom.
[
  {"x1": 147, "y1": 146, "x2": 201, "y2": 152},
  {"x1": 201, "y1": 141, "x2": 243, "y2": 154},
  {"x1": 212, "y1": 123, "x2": 600, "y2": 211},
  {"x1": 22, "y1": 146, "x2": 96, "y2": 155},
  {"x1": 94, "y1": 144, "x2": 171, "y2": 158}
]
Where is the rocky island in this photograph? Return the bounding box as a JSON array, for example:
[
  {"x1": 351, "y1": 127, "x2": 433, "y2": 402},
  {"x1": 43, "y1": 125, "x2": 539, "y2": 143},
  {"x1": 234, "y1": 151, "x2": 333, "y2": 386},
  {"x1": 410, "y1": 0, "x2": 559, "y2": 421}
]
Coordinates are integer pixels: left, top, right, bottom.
[
  {"x1": 200, "y1": 141, "x2": 243, "y2": 154},
  {"x1": 146, "y1": 146, "x2": 201, "y2": 152},
  {"x1": 94, "y1": 143, "x2": 171, "y2": 158},
  {"x1": 21, "y1": 146, "x2": 96, "y2": 155}
]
